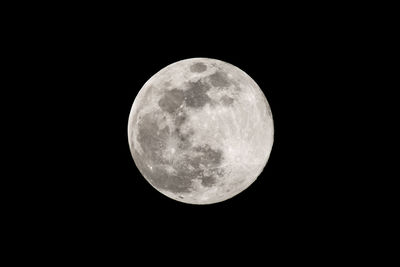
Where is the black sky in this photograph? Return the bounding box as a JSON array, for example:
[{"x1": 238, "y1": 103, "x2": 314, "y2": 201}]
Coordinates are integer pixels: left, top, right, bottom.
[{"x1": 28, "y1": 6, "x2": 361, "y2": 254}]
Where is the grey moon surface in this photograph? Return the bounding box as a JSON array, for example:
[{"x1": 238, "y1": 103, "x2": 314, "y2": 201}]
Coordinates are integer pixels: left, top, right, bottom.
[{"x1": 128, "y1": 58, "x2": 274, "y2": 204}]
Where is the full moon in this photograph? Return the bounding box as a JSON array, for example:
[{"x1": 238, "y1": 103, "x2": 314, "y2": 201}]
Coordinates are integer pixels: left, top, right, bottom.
[{"x1": 128, "y1": 58, "x2": 274, "y2": 204}]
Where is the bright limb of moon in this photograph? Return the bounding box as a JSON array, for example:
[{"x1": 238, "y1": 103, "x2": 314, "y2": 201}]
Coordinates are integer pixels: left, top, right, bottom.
[{"x1": 128, "y1": 58, "x2": 273, "y2": 204}]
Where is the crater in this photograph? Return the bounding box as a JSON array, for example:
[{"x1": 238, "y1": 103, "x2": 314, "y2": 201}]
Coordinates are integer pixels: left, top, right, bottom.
[
  {"x1": 158, "y1": 88, "x2": 184, "y2": 113},
  {"x1": 209, "y1": 71, "x2": 231, "y2": 87},
  {"x1": 190, "y1": 62, "x2": 207, "y2": 73}
]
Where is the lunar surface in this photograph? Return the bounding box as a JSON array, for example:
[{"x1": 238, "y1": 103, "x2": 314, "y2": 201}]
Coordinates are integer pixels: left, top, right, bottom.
[{"x1": 128, "y1": 58, "x2": 274, "y2": 204}]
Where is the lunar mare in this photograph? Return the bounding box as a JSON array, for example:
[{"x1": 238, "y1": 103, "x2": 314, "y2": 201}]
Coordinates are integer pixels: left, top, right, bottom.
[{"x1": 128, "y1": 58, "x2": 274, "y2": 204}]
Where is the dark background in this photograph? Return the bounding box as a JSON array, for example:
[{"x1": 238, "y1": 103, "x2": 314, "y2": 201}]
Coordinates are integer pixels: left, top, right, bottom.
[
  {"x1": 19, "y1": 4, "x2": 368, "y2": 257},
  {"x1": 4, "y1": 1, "x2": 390, "y2": 262},
  {"x1": 61, "y1": 25, "x2": 346, "y2": 236}
]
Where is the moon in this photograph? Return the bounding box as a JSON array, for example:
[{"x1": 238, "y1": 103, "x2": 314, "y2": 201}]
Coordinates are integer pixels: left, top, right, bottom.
[{"x1": 128, "y1": 58, "x2": 274, "y2": 204}]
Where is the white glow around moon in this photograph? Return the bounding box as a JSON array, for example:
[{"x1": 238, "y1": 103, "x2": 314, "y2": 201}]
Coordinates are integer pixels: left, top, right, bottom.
[{"x1": 128, "y1": 58, "x2": 274, "y2": 204}]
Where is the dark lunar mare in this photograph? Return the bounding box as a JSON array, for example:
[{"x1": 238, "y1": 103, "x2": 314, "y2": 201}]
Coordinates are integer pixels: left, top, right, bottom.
[
  {"x1": 158, "y1": 72, "x2": 236, "y2": 113},
  {"x1": 158, "y1": 79, "x2": 214, "y2": 112},
  {"x1": 158, "y1": 88, "x2": 184, "y2": 113},
  {"x1": 135, "y1": 109, "x2": 225, "y2": 194},
  {"x1": 131, "y1": 146, "x2": 194, "y2": 194},
  {"x1": 184, "y1": 80, "x2": 211, "y2": 109},
  {"x1": 190, "y1": 62, "x2": 207, "y2": 73},
  {"x1": 209, "y1": 71, "x2": 231, "y2": 87},
  {"x1": 134, "y1": 76, "x2": 231, "y2": 194},
  {"x1": 135, "y1": 112, "x2": 194, "y2": 193},
  {"x1": 136, "y1": 112, "x2": 169, "y2": 164},
  {"x1": 193, "y1": 144, "x2": 223, "y2": 166},
  {"x1": 186, "y1": 144, "x2": 225, "y2": 187}
]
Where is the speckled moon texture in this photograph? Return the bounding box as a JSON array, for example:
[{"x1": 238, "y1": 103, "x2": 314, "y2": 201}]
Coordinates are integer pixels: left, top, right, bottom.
[{"x1": 128, "y1": 58, "x2": 274, "y2": 204}]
